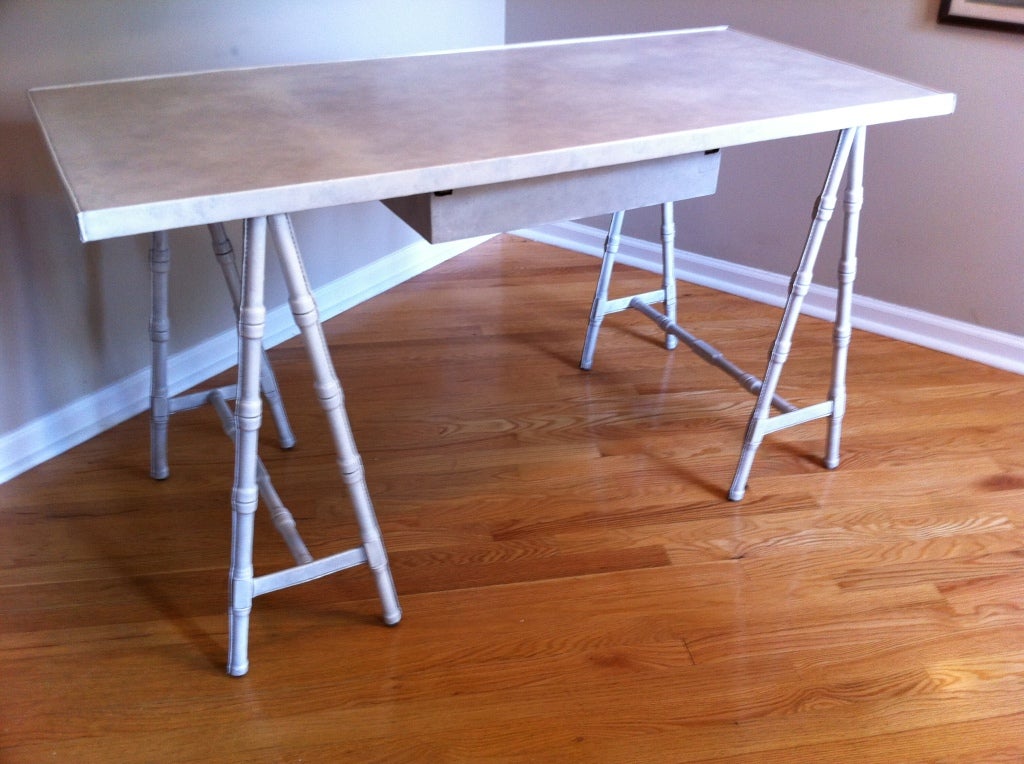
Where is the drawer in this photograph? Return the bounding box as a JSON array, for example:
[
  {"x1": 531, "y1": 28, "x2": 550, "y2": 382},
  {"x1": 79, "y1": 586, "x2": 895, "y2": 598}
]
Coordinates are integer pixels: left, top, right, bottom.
[{"x1": 382, "y1": 149, "x2": 720, "y2": 244}]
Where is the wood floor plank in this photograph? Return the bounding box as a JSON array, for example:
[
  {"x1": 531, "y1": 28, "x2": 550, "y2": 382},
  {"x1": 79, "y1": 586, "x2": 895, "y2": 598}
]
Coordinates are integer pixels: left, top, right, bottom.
[{"x1": 1, "y1": 234, "x2": 1022, "y2": 762}]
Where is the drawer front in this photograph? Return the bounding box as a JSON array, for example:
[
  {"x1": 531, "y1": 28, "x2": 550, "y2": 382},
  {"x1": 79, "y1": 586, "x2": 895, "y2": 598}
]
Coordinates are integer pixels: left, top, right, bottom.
[{"x1": 383, "y1": 150, "x2": 721, "y2": 243}]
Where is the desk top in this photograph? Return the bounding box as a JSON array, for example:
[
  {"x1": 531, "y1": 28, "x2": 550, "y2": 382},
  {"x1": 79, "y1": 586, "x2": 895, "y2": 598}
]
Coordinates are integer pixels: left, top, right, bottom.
[{"x1": 29, "y1": 27, "x2": 954, "y2": 243}]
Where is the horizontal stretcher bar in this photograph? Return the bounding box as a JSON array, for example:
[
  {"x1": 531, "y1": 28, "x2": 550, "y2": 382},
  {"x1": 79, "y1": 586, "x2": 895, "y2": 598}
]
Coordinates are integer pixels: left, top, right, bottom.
[{"x1": 629, "y1": 298, "x2": 796, "y2": 414}]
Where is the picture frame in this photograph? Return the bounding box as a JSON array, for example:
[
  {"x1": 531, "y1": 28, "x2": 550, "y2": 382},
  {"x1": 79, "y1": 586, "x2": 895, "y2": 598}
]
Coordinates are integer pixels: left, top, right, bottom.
[{"x1": 939, "y1": 0, "x2": 1024, "y2": 33}]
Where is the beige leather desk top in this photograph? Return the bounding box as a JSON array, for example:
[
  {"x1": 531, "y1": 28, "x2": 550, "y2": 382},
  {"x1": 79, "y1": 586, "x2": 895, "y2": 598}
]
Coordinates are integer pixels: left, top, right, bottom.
[{"x1": 29, "y1": 27, "x2": 954, "y2": 242}]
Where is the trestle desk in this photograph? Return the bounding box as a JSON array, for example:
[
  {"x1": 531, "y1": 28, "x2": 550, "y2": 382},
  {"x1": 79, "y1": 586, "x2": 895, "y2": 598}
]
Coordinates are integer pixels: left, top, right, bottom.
[{"x1": 28, "y1": 27, "x2": 955, "y2": 675}]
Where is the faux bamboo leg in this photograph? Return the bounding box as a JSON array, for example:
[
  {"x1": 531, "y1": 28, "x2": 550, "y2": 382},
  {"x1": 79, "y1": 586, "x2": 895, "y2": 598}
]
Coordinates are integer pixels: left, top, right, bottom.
[
  {"x1": 580, "y1": 211, "x2": 624, "y2": 370},
  {"x1": 728, "y1": 128, "x2": 858, "y2": 501},
  {"x1": 208, "y1": 389, "x2": 312, "y2": 566},
  {"x1": 825, "y1": 126, "x2": 866, "y2": 469},
  {"x1": 660, "y1": 202, "x2": 678, "y2": 351},
  {"x1": 226, "y1": 216, "x2": 268, "y2": 677},
  {"x1": 267, "y1": 213, "x2": 402, "y2": 628},
  {"x1": 149, "y1": 231, "x2": 171, "y2": 480},
  {"x1": 149, "y1": 226, "x2": 296, "y2": 483},
  {"x1": 208, "y1": 223, "x2": 296, "y2": 451}
]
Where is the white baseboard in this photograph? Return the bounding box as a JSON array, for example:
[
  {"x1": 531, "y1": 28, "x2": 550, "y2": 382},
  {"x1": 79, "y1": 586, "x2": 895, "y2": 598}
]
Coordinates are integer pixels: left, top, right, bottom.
[
  {"x1": 5, "y1": 223, "x2": 1020, "y2": 485},
  {"x1": 0, "y1": 235, "x2": 488, "y2": 484},
  {"x1": 516, "y1": 221, "x2": 1024, "y2": 376}
]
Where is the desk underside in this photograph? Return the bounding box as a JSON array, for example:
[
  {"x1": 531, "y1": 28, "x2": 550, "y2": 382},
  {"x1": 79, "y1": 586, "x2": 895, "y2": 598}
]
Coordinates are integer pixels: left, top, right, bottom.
[{"x1": 383, "y1": 150, "x2": 720, "y2": 243}]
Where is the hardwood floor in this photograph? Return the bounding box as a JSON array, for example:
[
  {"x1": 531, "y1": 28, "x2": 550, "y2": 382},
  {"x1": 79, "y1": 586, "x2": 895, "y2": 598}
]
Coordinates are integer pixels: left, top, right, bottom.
[{"x1": 2, "y1": 234, "x2": 1022, "y2": 762}]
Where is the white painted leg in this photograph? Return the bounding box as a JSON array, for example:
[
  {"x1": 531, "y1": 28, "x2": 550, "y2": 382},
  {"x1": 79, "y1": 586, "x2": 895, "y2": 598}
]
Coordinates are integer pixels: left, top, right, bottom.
[
  {"x1": 728, "y1": 128, "x2": 859, "y2": 501},
  {"x1": 825, "y1": 127, "x2": 865, "y2": 469},
  {"x1": 581, "y1": 203, "x2": 680, "y2": 369},
  {"x1": 149, "y1": 226, "x2": 295, "y2": 482},
  {"x1": 225, "y1": 214, "x2": 402, "y2": 676},
  {"x1": 580, "y1": 211, "x2": 624, "y2": 370},
  {"x1": 149, "y1": 231, "x2": 171, "y2": 480},
  {"x1": 267, "y1": 213, "x2": 402, "y2": 628},
  {"x1": 208, "y1": 389, "x2": 312, "y2": 566},
  {"x1": 208, "y1": 223, "x2": 296, "y2": 451},
  {"x1": 226, "y1": 216, "x2": 268, "y2": 677},
  {"x1": 660, "y1": 202, "x2": 678, "y2": 351}
]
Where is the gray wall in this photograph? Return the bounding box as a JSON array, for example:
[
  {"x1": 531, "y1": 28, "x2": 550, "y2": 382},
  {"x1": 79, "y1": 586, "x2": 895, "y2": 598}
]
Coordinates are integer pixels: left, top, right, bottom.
[
  {"x1": 3, "y1": 0, "x2": 1021, "y2": 480},
  {"x1": 507, "y1": 0, "x2": 1024, "y2": 337},
  {"x1": 0, "y1": 1, "x2": 504, "y2": 475}
]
